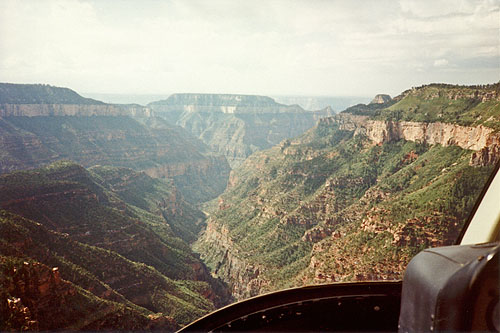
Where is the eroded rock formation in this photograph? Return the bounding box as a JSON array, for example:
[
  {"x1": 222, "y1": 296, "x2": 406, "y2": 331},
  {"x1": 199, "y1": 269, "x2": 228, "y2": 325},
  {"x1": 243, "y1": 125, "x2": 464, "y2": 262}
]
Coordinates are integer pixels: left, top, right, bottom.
[{"x1": 149, "y1": 93, "x2": 334, "y2": 167}]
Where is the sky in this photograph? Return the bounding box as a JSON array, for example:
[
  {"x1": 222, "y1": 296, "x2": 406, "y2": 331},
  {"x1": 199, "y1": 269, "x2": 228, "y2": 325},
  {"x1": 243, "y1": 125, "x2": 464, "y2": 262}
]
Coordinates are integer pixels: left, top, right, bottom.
[{"x1": 0, "y1": 0, "x2": 499, "y2": 98}]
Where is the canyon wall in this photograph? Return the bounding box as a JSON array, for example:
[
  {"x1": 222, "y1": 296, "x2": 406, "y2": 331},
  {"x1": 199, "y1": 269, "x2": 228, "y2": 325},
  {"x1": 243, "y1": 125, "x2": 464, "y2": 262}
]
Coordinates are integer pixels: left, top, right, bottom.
[
  {"x1": 320, "y1": 113, "x2": 500, "y2": 165},
  {"x1": 150, "y1": 93, "x2": 334, "y2": 167},
  {"x1": 152, "y1": 103, "x2": 306, "y2": 115},
  {"x1": 196, "y1": 218, "x2": 265, "y2": 299},
  {"x1": 0, "y1": 84, "x2": 232, "y2": 203}
]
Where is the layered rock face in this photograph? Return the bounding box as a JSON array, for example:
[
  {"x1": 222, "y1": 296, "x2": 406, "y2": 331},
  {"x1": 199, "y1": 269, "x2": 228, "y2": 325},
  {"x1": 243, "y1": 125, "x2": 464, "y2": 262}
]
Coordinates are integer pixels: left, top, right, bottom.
[
  {"x1": 320, "y1": 114, "x2": 500, "y2": 165},
  {"x1": 149, "y1": 93, "x2": 334, "y2": 167},
  {"x1": 197, "y1": 218, "x2": 264, "y2": 299},
  {"x1": 0, "y1": 116, "x2": 230, "y2": 203}
]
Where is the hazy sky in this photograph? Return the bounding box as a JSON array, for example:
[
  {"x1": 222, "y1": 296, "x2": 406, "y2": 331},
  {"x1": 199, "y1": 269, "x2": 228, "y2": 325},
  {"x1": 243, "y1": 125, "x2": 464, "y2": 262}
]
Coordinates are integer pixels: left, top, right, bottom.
[{"x1": 1, "y1": 0, "x2": 499, "y2": 97}]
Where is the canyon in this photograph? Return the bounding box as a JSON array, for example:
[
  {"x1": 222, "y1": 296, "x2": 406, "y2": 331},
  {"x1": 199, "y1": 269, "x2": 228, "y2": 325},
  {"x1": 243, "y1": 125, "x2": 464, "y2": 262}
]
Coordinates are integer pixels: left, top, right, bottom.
[{"x1": 1, "y1": 82, "x2": 499, "y2": 330}]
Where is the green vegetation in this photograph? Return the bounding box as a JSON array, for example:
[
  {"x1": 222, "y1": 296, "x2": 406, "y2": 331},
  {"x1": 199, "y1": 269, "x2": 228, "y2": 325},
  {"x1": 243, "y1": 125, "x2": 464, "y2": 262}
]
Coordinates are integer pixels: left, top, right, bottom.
[
  {"x1": 341, "y1": 83, "x2": 500, "y2": 130},
  {"x1": 0, "y1": 162, "x2": 232, "y2": 330},
  {"x1": 368, "y1": 83, "x2": 500, "y2": 130}
]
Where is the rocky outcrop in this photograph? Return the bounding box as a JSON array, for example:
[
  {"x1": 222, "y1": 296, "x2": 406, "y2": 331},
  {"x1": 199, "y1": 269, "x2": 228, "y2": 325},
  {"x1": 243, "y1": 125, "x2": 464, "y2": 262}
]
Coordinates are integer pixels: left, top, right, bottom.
[
  {"x1": 2, "y1": 261, "x2": 74, "y2": 331},
  {"x1": 470, "y1": 145, "x2": 500, "y2": 166},
  {"x1": 369, "y1": 94, "x2": 392, "y2": 104},
  {"x1": 0, "y1": 259, "x2": 178, "y2": 331},
  {"x1": 320, "y1": 114, "x2": 500, "y2": 165}
]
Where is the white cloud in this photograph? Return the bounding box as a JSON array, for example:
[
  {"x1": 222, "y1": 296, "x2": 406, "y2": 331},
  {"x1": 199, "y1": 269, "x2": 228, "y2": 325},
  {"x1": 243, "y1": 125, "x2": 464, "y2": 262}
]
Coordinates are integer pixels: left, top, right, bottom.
[
  {"x1": 0, "y1": 0, "x2": 498, "y2": 97},
  {"x1": 434, "y1": 58, "x2": 449, "y2": 67}
]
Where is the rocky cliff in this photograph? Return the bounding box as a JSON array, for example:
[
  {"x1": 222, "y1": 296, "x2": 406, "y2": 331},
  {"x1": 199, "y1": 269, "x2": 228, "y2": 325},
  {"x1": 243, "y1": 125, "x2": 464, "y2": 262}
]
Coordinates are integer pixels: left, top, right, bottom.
[
  {"x1": 320, "y1": 114, "x2": 500, "y2": 165},
  {"x1": 321, "y1": 82, "x2": 500, "y2": 165},
  {"x1": 197, "y1": 217, "x2": 265, "y2": 299},
  {"x1": 149, "y1": 93, "x2": 334, "y2": 167}
]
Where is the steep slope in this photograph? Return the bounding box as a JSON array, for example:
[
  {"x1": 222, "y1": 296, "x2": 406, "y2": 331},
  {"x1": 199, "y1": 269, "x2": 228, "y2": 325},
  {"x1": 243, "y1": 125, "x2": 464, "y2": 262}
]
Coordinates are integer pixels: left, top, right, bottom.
[
  {"x1": 0, "y1": 84, "x2": 231, "y2": 203},
  {"x1": 0, "y1": 161, "x2": 231, "y2": 330},
  {"x1": 194, "y1": 83, "x2": 499, "y2": 300},
  {"x1": 149, "y1": 93, "x2": 334, "y2": 167}
]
